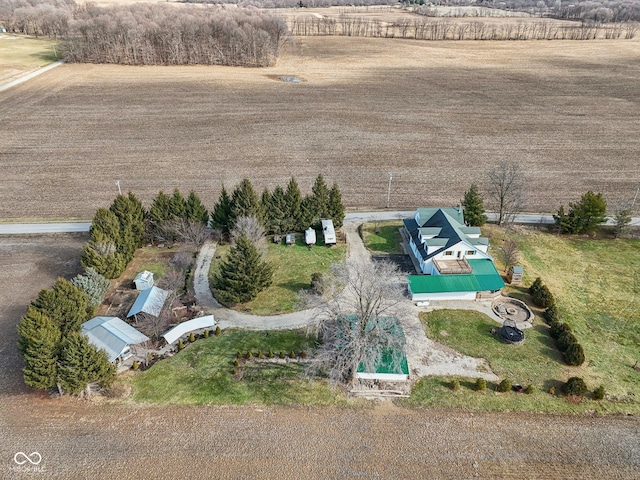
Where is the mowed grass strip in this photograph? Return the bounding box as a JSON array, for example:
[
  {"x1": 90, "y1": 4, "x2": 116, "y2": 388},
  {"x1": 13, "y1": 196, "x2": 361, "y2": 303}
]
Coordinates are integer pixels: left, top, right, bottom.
[
  {"x1": 361, "y1": 221, "x2": 403, "y2": 254},
  {"x1": 131, "y1": 329, "x2": 346, "y2": 405},
  {"x1": 0, "y1": 34, "x2": 59, "y2": 82},
  {"x1": 209, "y1": 239, "x2": 346, "y2": 315}
]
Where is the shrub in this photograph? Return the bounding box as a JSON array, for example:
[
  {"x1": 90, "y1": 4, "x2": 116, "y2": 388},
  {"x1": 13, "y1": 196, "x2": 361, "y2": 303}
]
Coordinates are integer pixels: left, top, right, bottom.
[
  {"x1": 532, "y1": 285, "x2": 555, "y2": 309},
  {"x1": 564, "y1": 343, "x2": 586, "y2": 366},
  {"x1": 450, "y1": 379, "x2": 460, "y2": 391},
  {"x1": 232, "y1": 368, "x2": 237, "y2": 375},
  {"x1": 529, "y1": 277, "x2": 543, "y2": 297},
  {"x1": 299, "y1": 350, "x2": 307, "y2": 359},
  {"x1": 310, "y1": 272, "x2": 325, "y2": 295},
  {"x1": 557, "y1": 331, "x2": 578, "y2": 352},
  {"x1": 189, "y1": 332, "x2": 195, "y2": 343},
  {"x1": 246, "y1": 351, "x2": 253, "y2": 360},
  {"x1": 178, "y1": 339, "x2": 184, "y2": 350},
  {"x1": 215, "y1": 326, "x2": 222, "y2": 336},
  {"x1": 236, "y1": 351, "x2": 242, "y2": 359},
  {"x1": 497, "y1": 379, "x2": 512, "y2": 393},
  {"x1": 132, "y1": 361, "x2": 140, "y2": 370},
  {"x1": 279, "y1": 351, "x2": 285, "y2": 359},
  {"x1": 268, "y1": 349, "x2": 274, "y2": 358},
  {"x1": 204, "y1": 329, "x2": 209, "y2": 338},
  {"x1": 258, "y1": 351, "x2": 264, "y2": 359},
  {"x1": 543, "y1": 304, "x2": 559, "y2": 324},
  {"x1": 593, "y1": 385, "x2": 605, "y2": 401},
  {"x1": 474, "y1": 378, "x2": 486, "y2": 391},
  {"x1": 233, "y1": 359, "x2": 240, "y2": 367},
  {"x1": 550, "y1": 321, "x2": 572, "y2": 340},
  {"x1": 549, "y1": 386, "x2": 556, "y2": 395},
  {"x1": 563, "y1": 376, "x2": 588, "y2": 397},
  {"x1": 289, "y1": 351, "x2": 296, "y2": 359},
  {"x1": 524, "y1": 384, "x2": 534, "y2": 395}
]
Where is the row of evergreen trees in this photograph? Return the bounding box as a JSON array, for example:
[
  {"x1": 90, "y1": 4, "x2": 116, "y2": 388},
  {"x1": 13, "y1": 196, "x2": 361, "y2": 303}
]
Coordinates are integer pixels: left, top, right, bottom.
[
  {"x1": 17, "y1": 276, "x2": 115, "y2": 395},
  {"x1": 211, "y1": 175, "x2": 345, "y2": 237}
]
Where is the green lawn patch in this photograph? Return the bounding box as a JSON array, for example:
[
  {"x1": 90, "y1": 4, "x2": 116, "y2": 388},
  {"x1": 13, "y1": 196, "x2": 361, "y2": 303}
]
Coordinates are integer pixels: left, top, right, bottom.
[
  {"x1": 209, "y1": 239, "x2": 346, "y2": 315},
  {"x1": 361, "y1": 221, "x2": 403, "y2": 254},
  {"x1": 0, "y1": 34, "x2": 60, "y2": 83},
  {"x1": 131, "y1": 329, "x2": 347, "y2": 405}
]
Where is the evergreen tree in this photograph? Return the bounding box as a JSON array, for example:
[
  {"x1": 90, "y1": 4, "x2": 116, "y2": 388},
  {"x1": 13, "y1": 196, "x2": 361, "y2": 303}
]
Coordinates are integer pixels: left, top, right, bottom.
[
  {"x1": 185, "y1": 190, "x2": 209, "y2": 224},
  {"x1": 17, "y1": 306, "x2": 60, "y2": 390},
  {"x1": 284, "y1": 177, "x2": 303, "y2": 232},
  {"x1": 110, "y1": 192, "x2": 146, "y2": 250},
  {"x1": 32, "y1": 278, "x2": 93, "y2": 336},
  {"x1": 148, "y1": 191, "x2": 173, "y2": 228},
  {"x1": 269, "y1": 185, "x2": 287, "y2": 234},
  {"x1": 461, "y1": 183, "x2": 487, "y2": 227},
  {"x1": 554, "y1": 191, "x2": 607, "y2": 234},
  {"x1": 89, "y1": 208, "x2": 121, "y2": 245},
  {"x1": 213, "y1": 234, "x2": 273, "y2": 303},
  {"x1": 71, "y1": 268, "x2": 111, "y2": 308},
  {"x1": 261, "y1": 188, "x2": 273, "y2": 233},
  {"x1": 169, "y1": 188, "x2": 187, "y2": 219},
  {"x1": 298, "y1": 195, "x2": 316, "y2": 230},
  {"x1": 211, "y1": 185, "x2": 233, "y2": 236},
  {"x1": 327, "y1": 183, "x2": 345, "y2": 228},
  {"x1": 81, "y1": 231, "x2": 126, "y2": 279},
  {"x1": 230, "y1": 179, "x2": 263, "y2": 226},
  {"x1": 311, "y1": 174, "x2": 330, "y2": 222},
  {"x1": 57, "y1": 333, "x2": 115, "y2": 395}
]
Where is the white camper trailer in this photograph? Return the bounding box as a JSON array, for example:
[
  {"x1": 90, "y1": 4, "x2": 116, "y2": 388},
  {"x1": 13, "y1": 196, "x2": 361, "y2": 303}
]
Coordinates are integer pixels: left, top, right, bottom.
[
  {"x1": 305, "y1": 227, "x2": 316, "y2": 246},
  {"x1": 321, "y1": 219, "x2": 336, "y2": 246}
]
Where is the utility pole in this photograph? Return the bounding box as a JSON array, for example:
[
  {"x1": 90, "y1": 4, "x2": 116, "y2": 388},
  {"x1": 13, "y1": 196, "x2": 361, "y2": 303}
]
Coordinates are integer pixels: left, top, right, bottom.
[
  {"x1": 115, "y1": 180, "x2": 121, "y2": 196},
  {"x1": 386, "y1": 172, "x2": 393, "y2": 208}
]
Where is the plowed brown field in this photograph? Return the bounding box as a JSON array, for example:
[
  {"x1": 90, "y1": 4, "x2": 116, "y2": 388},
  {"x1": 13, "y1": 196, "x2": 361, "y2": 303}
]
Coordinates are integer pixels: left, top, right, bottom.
[{"x1": 1, "y1": 37, "x2": 639, "y2": 220}]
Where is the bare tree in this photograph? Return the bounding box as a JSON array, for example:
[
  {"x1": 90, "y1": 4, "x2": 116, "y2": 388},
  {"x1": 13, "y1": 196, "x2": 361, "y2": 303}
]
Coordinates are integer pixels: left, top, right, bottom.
[
  {"x1": 301, "y1": 260, "x2": 413, "y2": 386},
  {"x1": 136, "y1": 311, "x2": 172, "y2": 339},
  {"x1": 231, "y1": 215, "x2": 266, "y2": 252},
  {"x1": 487, "y1": 161, "x2": 525, "y2": 225},
  {"x1": 501, "y1": 238, "x2": 520, "y2": 272},
  {"x1": 155, "y1": 219, "x2": 209, "y2": 246},
  {"x1": 613, "y1": 207, "x2": 632, "y2": 238}
]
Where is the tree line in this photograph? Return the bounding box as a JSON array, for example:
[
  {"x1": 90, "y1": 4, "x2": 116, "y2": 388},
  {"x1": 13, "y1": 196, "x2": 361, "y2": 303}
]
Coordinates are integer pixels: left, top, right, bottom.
[
  {"x1": 289, "y1": 14, "x2": 637, "y2": 39},
  {"x1": 0, "y1": 1, "x2": 288, "y2": 66}
]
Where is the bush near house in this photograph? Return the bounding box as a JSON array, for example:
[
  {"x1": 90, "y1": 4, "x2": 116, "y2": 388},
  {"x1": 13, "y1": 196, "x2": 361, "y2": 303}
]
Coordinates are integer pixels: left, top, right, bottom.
[{"x1": 563, "y1": 377, "x2": 588, "y2": 397}]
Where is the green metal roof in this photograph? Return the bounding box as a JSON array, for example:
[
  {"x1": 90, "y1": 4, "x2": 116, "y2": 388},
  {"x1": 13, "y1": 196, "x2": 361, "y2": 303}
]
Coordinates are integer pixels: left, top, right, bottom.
[{"x1": 408, "y1": 259, "x2": 505, "y2": 294}]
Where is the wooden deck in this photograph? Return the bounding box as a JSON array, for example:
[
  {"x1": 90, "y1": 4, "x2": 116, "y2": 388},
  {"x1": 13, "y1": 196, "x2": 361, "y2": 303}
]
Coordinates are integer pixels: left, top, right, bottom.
[{"x1": 433, "y1": 258, "x2": 473, "y2": 275}]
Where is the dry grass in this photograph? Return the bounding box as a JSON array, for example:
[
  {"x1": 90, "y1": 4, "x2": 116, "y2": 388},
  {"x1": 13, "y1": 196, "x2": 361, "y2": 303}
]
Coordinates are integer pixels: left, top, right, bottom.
[
  {"x1": 1, "y1": 36, "x2": 639, "y2": 221},
  {"x1": 0, "y1": 34, "x2": 59, "y2": 83}
]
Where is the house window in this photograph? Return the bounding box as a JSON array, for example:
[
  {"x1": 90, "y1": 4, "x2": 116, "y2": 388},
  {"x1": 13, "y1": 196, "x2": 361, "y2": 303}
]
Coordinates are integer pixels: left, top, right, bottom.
[
  {"x1": 444, "y1": 251, "x2": 453, "y2": 256},
  {"x1": 467, "y1": 250, "x2": 476, "y2": 256}
]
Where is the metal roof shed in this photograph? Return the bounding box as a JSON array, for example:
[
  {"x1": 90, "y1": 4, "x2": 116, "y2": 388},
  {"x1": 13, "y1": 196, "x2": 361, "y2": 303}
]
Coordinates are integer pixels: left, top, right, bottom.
[
  {"x1": 134, "y1": 270, "x2": 154, "y2": 290},
  {"x1": 82, "y1": 316, "x2": 149, "y2": 363},
  {"x1": 127, "y1": 286, "x2": 170, "y2": 318},
  {"x1": 162, "y1": 315, "x2": 216, "y2": 345}
]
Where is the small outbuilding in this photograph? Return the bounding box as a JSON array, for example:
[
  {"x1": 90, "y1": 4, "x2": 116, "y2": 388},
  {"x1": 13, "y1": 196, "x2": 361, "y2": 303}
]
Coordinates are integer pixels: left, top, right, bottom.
[
  {"x1": 321, "y1": 219, "x2": 336, "y2": 245},
  {"x1": 305, "y1": 227, "x2": 316, "y2": 246},
  {"x1": 127, "y1": 286, "x2": 170, "y2": 319},
  {"x1": 507, "y1": 265, "x2": 523, "y2": 285},
  {"x1": 134, "y1": 270, "x2": 154, "y2": 290},
  {"x1": 82, "y1": 316, "x2": 149, "y2": 363},
  {"x1": 285, "y1": 233, "x2": 296, "y2": 245}
]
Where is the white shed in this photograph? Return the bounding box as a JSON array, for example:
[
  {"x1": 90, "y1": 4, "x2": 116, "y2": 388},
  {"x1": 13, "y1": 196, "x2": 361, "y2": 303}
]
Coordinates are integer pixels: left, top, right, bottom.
[
  {"x1": 305, "y1": 227, "x2": 316, "y2": 246},
  {"x1": 134, "y1": 270, "x2": 154, "y2": 290},
  {"x1": 321, "y1": 219, "x2": 336, "y2": 245}
]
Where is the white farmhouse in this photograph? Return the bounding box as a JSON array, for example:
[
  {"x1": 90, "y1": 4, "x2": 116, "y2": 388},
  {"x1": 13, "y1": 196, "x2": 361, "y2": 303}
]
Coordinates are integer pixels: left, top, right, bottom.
[{"x1": 403, "y1": 207, "x2": 490, "y2": 275}]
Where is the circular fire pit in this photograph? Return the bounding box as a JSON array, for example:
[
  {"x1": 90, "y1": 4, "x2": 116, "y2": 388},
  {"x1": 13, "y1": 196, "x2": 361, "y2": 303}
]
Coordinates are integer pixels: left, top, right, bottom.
[{"x1": 492, "y1": 297, "x2": 534, "y2": 324}]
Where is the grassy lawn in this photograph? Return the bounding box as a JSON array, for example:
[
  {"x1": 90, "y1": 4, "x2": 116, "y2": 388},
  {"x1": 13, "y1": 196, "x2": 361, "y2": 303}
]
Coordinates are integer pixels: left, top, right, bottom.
[
  {"x1": 130, "y1": 329, "x2": 347, "y2": 405},
  {"x1": 0, "y1": 34, "x2": 60, "y2": 82},
  {"x1": 209, "y1": 238, "x2": 346, "y2": 315},
  {"x1": 361, "y1": 221, "x2": 403, "y2": 254}
]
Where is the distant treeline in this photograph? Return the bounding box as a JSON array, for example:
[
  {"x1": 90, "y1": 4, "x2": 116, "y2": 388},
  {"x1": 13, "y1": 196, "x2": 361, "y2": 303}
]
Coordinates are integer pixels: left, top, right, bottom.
[
  {"x1": 182, "y1": 0, "x2": 396, "y2": 7},
  {"x1": 410, "y1": 0, "x2": 640, "y2": 23},
  {"x1": 289, "y1": 14, "x2": 638, "y2": 39},
  {"x1": 0, "y1": 1, "x2": 288, "y2": 66}
]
